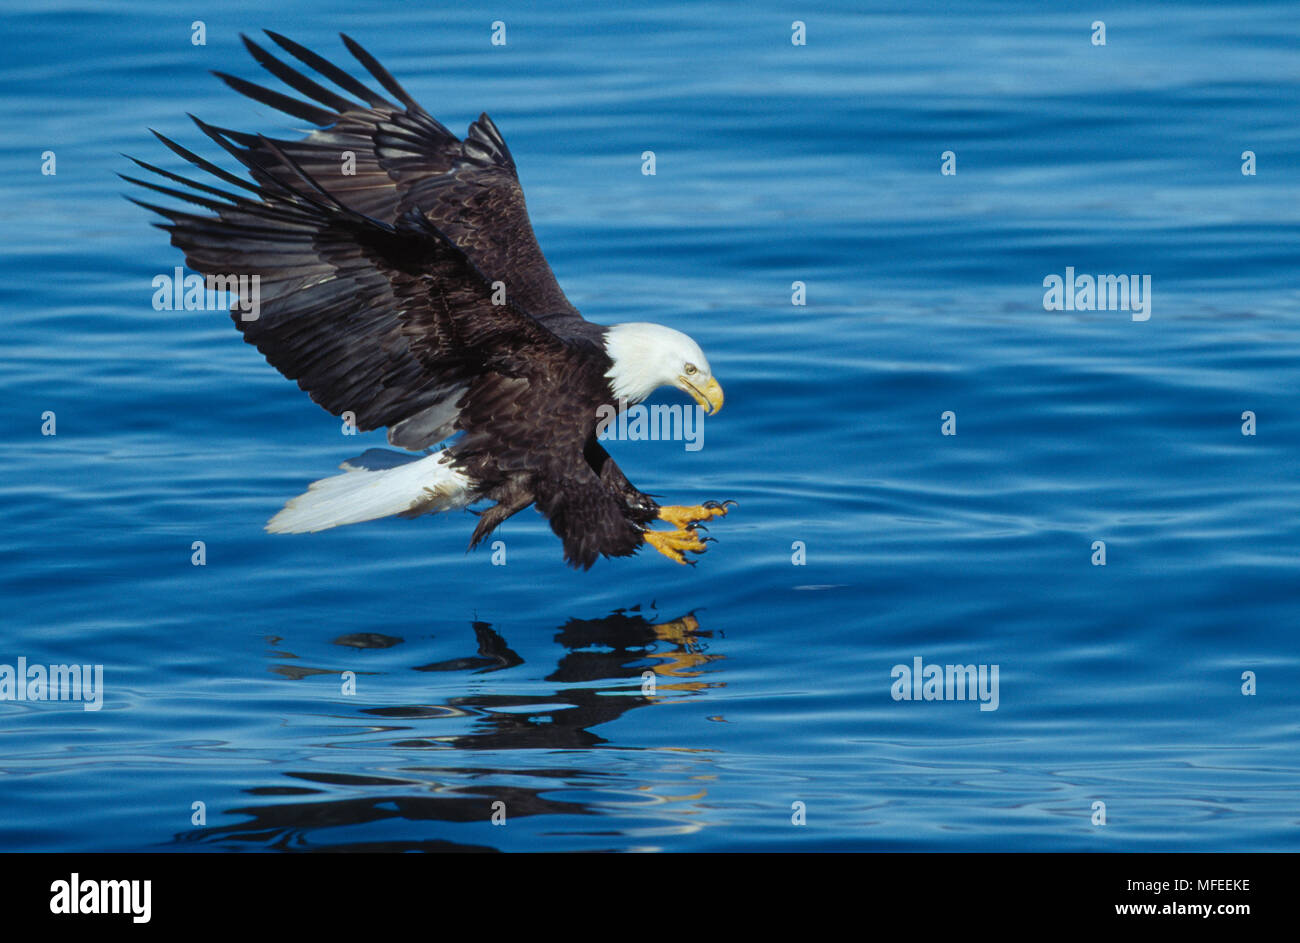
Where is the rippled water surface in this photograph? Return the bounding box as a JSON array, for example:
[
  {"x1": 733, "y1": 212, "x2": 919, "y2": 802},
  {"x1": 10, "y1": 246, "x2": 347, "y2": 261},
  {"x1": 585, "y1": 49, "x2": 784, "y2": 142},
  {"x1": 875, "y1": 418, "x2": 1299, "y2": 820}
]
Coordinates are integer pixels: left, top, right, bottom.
[{"x1": 1, "y1": 0, "x2": 1298, "y2": 851}]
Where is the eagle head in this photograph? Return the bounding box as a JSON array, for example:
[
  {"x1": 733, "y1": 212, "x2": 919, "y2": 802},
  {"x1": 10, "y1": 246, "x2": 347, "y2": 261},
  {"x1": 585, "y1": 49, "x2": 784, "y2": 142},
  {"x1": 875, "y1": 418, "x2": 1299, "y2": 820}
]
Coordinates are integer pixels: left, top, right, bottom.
[{"x1": 603, "y1": 322, "x2": 724, "y2": 415}]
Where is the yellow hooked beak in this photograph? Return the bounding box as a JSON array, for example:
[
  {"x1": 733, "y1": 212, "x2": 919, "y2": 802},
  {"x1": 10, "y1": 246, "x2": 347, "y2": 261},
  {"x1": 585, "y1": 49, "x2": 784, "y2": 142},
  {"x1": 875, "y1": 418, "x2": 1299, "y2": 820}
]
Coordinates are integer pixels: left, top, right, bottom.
[{"x1": 679, "y1": 375, "x2": 724, "y2": 415}]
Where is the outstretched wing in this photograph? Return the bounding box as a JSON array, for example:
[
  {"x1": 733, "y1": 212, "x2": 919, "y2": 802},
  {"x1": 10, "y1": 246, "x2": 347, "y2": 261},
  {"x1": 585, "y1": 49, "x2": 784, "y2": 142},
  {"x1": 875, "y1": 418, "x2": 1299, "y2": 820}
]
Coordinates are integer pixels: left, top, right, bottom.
[
  {"x1": 125, "y1": 129, "x2": 565, "y2": 438},
  {"x1": 212, "y1": 31, "x2": 583, "y2": 326}
]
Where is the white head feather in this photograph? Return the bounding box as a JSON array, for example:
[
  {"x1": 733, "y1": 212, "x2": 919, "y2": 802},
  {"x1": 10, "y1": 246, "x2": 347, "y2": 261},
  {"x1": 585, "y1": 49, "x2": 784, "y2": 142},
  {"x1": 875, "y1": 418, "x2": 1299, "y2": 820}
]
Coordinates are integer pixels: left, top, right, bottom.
[{"x1": 603, "y1": 322, "x2": 715, "y2": 406}]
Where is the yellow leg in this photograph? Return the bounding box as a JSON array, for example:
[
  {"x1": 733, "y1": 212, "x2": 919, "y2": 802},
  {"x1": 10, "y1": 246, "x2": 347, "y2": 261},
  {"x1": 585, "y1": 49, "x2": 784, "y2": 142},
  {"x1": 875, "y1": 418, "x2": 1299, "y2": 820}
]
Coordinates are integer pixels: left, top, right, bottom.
[
  {"x1": 644, "y1": 528, "x2": 709, "y2": 565},
  {"x1": 657, "y1": 500, "x2": 735, "y2": 531}
]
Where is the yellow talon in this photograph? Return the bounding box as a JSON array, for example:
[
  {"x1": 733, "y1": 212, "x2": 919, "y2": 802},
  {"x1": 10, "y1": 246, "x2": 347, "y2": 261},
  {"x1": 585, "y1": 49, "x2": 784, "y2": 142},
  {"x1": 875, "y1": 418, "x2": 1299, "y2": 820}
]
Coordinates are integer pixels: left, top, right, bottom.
[
  {"x1": 657, "y1": 502, "x2": 733, "y2": 531},
  {"x1": 644, "y1": 528, "x2": 709, "y2": 565}
]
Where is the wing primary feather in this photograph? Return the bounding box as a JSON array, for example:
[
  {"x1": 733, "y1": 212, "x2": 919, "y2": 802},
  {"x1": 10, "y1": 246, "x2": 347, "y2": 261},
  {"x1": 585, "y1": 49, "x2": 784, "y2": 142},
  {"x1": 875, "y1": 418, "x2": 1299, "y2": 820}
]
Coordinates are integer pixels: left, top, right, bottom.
[
  {"x1": 239, "y1": 34, "x2": 358, "y2": 113},
  {"x1": 191, "y1": 123, "x2": 263, "y2": 149},
  {"x1": 340, "y1": 33, "x2": 422, "y2": 112},
  {"x1": 211, "y1": 71, "x2": 337, "y2": 127},
  {"x1": 188, "y1": 116, "x2": 330, "y2": 208},
  {"x1": 125, "y1": 193, "x2": 314, "y2": 231},
  {"x1": 122, "y1": 168, "x2": 317, "y2": 226},
  {"x1": 146, "y1": 121, "x2": 392, "y2": 232},
  {"x1": 252, "y1": 133, "x2": 377, "y2": 223},
  {"x1": 123, "y1": 196, "x2": 221, "y2": 227},
  {"x1": 148, "y1": 130, "x2": 261, "y2": 193},
  {"x1": 121, "y1": 157, "x2": 246, "y2": 203},
  {"x1": 118, "y1": 173, "x2": 242, "y2": 212},
  {"x1": 263, "y1": 29, "x2": 394, "y2": 108}
]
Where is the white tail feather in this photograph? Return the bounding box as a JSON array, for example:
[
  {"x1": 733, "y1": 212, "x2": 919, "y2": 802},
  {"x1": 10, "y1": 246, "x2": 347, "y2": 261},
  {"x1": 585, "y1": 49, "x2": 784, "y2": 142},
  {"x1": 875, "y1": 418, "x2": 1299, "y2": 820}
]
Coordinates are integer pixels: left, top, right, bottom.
[{"x1": 266, "y1": 449, "x2": 474, "y2": 534}]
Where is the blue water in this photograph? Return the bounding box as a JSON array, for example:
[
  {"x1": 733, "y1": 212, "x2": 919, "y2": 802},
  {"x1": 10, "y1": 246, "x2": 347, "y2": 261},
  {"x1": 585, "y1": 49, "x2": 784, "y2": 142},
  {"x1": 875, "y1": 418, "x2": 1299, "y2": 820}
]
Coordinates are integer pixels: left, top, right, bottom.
[{"x1": 1, "y1": 0, "x2": 1297, "y2": 852}]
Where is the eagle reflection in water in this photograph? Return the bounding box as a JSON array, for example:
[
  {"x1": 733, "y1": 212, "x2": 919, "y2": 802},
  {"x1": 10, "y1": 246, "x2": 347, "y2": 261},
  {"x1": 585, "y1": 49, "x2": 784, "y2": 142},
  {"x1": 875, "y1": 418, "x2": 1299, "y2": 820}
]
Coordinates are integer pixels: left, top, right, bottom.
[{"x1": 178, "y1": 607, "x2": 723, "y2": 851}]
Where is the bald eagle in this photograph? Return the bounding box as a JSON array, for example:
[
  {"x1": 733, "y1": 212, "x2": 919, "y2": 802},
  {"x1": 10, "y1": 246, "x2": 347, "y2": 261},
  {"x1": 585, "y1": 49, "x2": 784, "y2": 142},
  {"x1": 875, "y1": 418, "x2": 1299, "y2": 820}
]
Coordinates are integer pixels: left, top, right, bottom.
[{"x1": 126, "y1": 32, "x2": 732, "y2": 568}]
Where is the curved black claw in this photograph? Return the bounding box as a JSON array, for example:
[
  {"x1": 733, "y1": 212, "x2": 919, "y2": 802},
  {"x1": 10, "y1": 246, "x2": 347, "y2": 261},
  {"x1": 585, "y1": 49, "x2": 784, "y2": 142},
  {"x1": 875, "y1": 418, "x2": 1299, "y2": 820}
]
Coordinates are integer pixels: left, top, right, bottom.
[
  {"x1": 687, "y1": 522, "x2": 710, "y2": 533},
  {"x1": 700, "y1": 536, "x2": 718, "y2": 545},
  {"x1": 721, "y1": 499, "x2": 738, "y2": 510},
  {"x1": 703, "y1": 500, "x2": 721, "y2": 510}
]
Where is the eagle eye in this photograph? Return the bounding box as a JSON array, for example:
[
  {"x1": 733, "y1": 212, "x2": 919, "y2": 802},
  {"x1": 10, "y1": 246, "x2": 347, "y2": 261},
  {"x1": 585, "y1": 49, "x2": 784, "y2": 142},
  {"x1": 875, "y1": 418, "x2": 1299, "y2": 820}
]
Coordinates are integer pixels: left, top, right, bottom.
[{"x1": 684, "y1": 363, "x2": 698, "y2": 376}]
